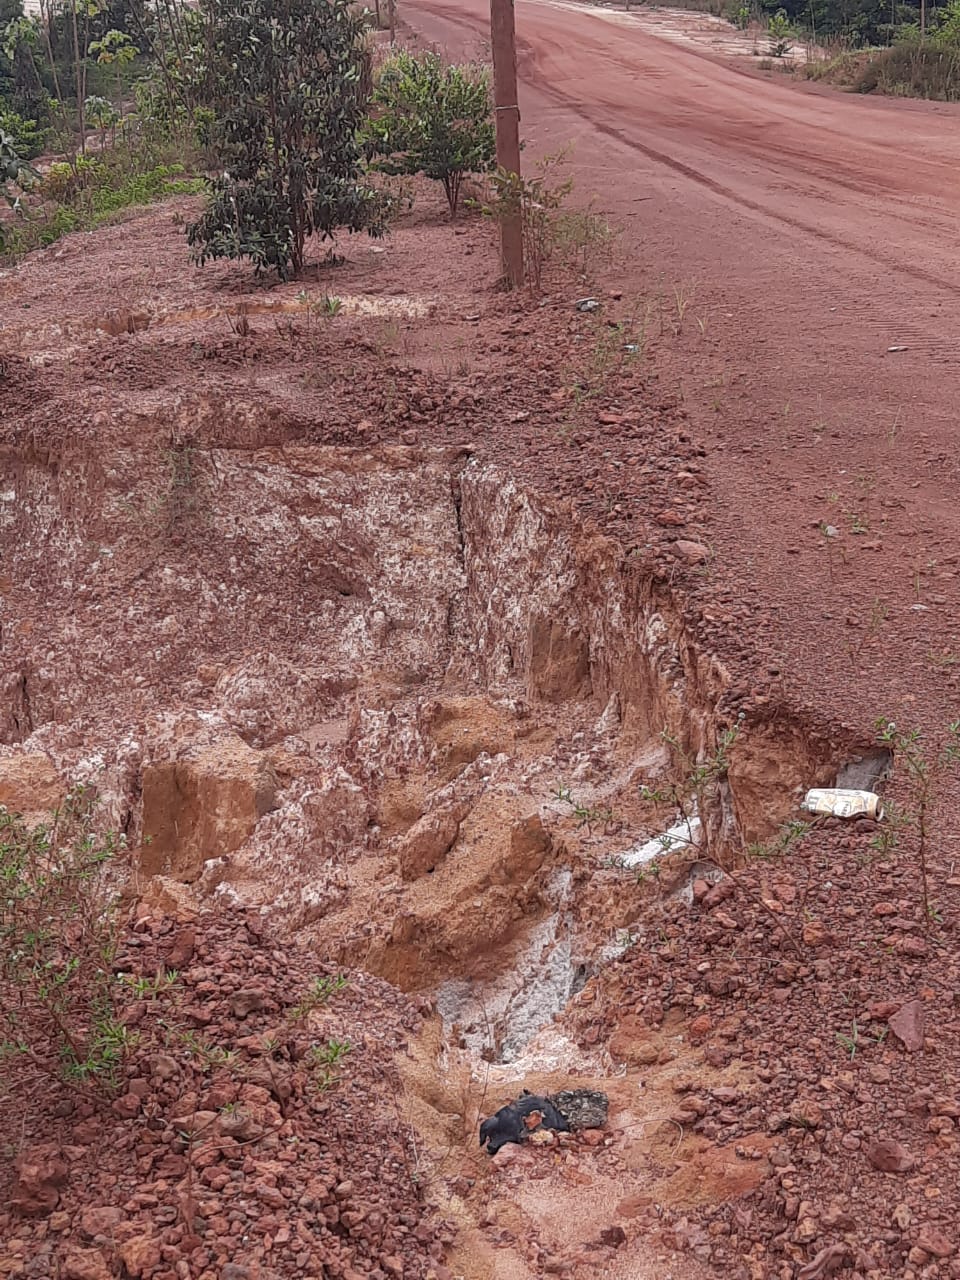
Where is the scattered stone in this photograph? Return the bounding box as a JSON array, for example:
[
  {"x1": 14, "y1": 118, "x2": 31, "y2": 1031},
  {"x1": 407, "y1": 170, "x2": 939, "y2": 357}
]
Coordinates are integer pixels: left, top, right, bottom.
[
  {"x1": 599, "y1": 1225, "x2": 627, "y2": 1248},
  {"x1": 0, "y1": 753, "x2": 64, "y2": 824},
  {"x1": 795, "y1": 1215, "x2": 820, "y2": 1244},
  {"x1": 62, "y1": 1248, "x2": 112, "y2": 1280},
  {"x1": 528, "y1": 1127, "x2": 556, "y2": 1146},
  {"x1": 397, "y1": 806, "x2": 465, "y2": 880},
  {"x1": 703, "y1": 878, "x2": 735, "y2": 909},
  {"x1": 671, "y1": 539, "x2": 711, "y2": 565},
  {"x1": 889, "y1": 998, "x2": 925, "y2": 1052},
  {"x1": 491, "y1": 1143, "x2": 531, "y2": 1169},
  {"x1": 866, "y1": 1137, "x2": 916, "y2": 1173},
  {"x1": 166, "y1": 925, "x2": 196, "y2": 969},
  {"x1": 802, "y1": 920, "x2": 833, "y2": 948},
  {"x1": 78, "y1": 1206, "x2": 123, "y2": 1239},
  {"x1": 898, "y1": 936, "x2": 928, "y2": 958},
  {"x1": 111, "y1": 1092, "x2": 141, "y2": 1119},
  {"x1": 689, "y1": 1014, "x2": 712, "y2": 1042},
  {"x1": 11, "y1": 1145, "x2": 69, "y2": 1217},
  {"x1": 231, "y1": 986, "x2": 269, "y2": 1017},
  {"x1": 118, "y1": 1234, "x2": 162, "y2": 1277},
  {"x1": 796, "y1": 1244, "x2": 851, "y2": 1278},
  {"x1": 915, "y1": 1226, "x2": 956, "y2": 1258},
  {"x1": 150, "y1": 1053, "x2": 179, "y2": 1081}
]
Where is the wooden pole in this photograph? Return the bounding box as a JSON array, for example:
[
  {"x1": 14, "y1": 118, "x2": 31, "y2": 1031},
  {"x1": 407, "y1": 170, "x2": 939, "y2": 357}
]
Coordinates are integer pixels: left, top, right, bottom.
[{"x1": 490, "y1": 0, "x2": 524, "y2": 288}]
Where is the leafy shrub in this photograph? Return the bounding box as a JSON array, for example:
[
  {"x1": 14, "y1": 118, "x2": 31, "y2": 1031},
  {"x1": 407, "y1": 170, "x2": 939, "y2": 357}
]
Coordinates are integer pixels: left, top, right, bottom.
[
  {"x1": 476, "y1": 152, "x2": 613, "y2": 291},
  {"x1": 187, "y1": 0, "x2": 387, "y2": 279},
  {"x1": 851, "y1": 0, "x2": 960, "y2": 98},
  {"x1": 365, "y1": 50, "x2": 495, "y2": 215},
  {"x1": 1, "y1": 128, "x2": 37, "y2": 252},
  {"x1": 0, "y1": 791, "x2": 129, "y2": 1096},
  {"x1": 36, "y1": 203, "x2": 81, "y2": 244},
  {"x1": 0, "y1": 108, "x2": 49, "y2": 160},
  {"x1": 801, "y1": 49, "x2": 871, "y2": 84},
  {"x1": 1, "y1": 128, "x2": 34, "y2": 184},
  {"x1": 934, "y1": 0, "x2": 960, "y2": 44},
  {"x1": 767, "y1": 8, "x2": 795, "y2": 56},
  {"x1": 134, "y1": 79, "x2": 216, "y2": 162},
  {"x1": 84, "y1": 94, "x2": 120, "y2": 146},
  {"x1": 89, "y1": 162, "x2": 203, "y2": 216},
  {"x1": 38, "y1": 155, "x2": 102, "y2": 202},
  {"x1": 6, "y1": 152, "x2": 203, "y2": 260}
]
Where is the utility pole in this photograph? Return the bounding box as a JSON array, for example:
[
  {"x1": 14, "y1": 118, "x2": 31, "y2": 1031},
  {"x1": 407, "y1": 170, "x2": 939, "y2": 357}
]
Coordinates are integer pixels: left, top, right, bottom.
[{"x1": 490, "y1": 0, "x2": 523, "y2": 289}]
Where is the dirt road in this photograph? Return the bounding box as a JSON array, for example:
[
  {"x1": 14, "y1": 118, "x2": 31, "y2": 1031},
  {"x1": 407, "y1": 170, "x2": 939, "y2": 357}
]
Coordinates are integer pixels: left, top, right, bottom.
[{"x1": 405, "y1": 0, "x2": 960, "y2": 732}]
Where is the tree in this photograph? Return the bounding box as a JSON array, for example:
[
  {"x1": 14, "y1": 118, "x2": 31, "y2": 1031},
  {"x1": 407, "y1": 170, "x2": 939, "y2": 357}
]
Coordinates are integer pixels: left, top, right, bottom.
[
  {"x1": 87, "y1": 27, "x2": 138, "y2": 118},
  {"x1": 2, "y1": 14, "x2": 50, "y2": 126},
  {"x1": 65, "y1": 0, "x2": 103, "y2": 153},
  {"x1": 767, "y1": 7, "x2": 795, "y2": 54},
  {"x1": 365, "y1": 50, "x2": 495, "y2": 216},
  {"x1": 186, "y1": 0, "x2": 386, "y2": 279}
]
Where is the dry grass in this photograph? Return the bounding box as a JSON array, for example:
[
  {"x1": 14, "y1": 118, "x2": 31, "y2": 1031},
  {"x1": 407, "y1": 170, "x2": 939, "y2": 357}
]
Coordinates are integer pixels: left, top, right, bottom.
[
  {"x1": 851, "y1": 42, "x2": 960, "y2": 99},
  {"x1": 801, "y1": 48, "x2": 873, "y2": 86}
]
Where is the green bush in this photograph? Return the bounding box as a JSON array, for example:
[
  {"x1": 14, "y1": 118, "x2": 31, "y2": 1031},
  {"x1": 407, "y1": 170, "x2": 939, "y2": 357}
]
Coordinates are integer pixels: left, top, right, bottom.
[
  {"x1": 0, "y1": 108, "x2": 49, "y2": 160},
  {"x1": 133, "y1": 79, "x2": 215, "y2": 162},
  {"x1": 365, "y1": 50, "x2": 495, "y2": 215},
  {"x1": 934, "y1": 0, "x2": 960, "y2": 44},
  {"x1": 767, "y1": 8, "x2": 795, "y2": 55},
  {"x1": 187, "y1": 0, "x2": 387, "y2": 279},
  {"x1": 1, "y1": 127, "x2": 37, "y2": 252},
  {"x1": 5, "y1": 150, "x2": 204, "y2": 261},
  {"x1": 89, "y1": 162, "x2": 203, "y2": 216},
  {"x1": 37, "y1": 203, "x2": 81, "y2": 244},
  {"x1": 38, "y1": 154, "x2": 103, "y2": 202}
]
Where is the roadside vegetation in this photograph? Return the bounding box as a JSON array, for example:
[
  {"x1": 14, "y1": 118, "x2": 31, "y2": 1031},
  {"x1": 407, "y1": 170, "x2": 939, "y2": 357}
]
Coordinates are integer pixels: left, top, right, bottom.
[
  {"x1": 2, "y1": 0, "x2": 603, "y2": 288},
  {"x1": 364, "y1": 50, "x2": 495, "y2": 215},
  {"x1": 669, "y1": 0, "x2": 960, "y2": 97},
  {"x1": 1, "y1": 0, "x2": 518, "y2": 275},
  {"x1": 0, "y1": 0, "x2": 210, "y2": 256},
  {"x1": 846, "y1": 12, "x2": 960, "y2": 97},
  {"x1": 674, "y1": 0, "x2": 926, "y2": 46}
]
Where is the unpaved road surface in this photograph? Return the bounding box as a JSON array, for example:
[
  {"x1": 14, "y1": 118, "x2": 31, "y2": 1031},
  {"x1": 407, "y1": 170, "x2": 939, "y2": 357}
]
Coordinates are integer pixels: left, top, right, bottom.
[{"x1": 407, "y1": 0, "x2": 960, "y2": 733}]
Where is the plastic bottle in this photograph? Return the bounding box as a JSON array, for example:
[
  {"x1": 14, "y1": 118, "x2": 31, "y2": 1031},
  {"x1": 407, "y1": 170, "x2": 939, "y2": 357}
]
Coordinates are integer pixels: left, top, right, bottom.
[{"x1": 802, "y1": 788, "x2": 883, "y2": 820}]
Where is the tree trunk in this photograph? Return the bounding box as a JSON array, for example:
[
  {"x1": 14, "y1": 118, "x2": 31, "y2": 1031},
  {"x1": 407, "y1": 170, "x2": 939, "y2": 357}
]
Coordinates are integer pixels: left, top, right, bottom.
[
  {"x1": 38, "y1": 0, "x2": 73, "y2": 154},
  {"x1": 68, "y1": 0, "x2": 85, "y2": 154}
]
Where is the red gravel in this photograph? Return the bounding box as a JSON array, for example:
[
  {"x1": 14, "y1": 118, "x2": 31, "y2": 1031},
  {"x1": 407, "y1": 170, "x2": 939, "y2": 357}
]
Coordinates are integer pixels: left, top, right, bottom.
[{"x1": 1, "y1": 909, "x2": 450, "y2": 1280}]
